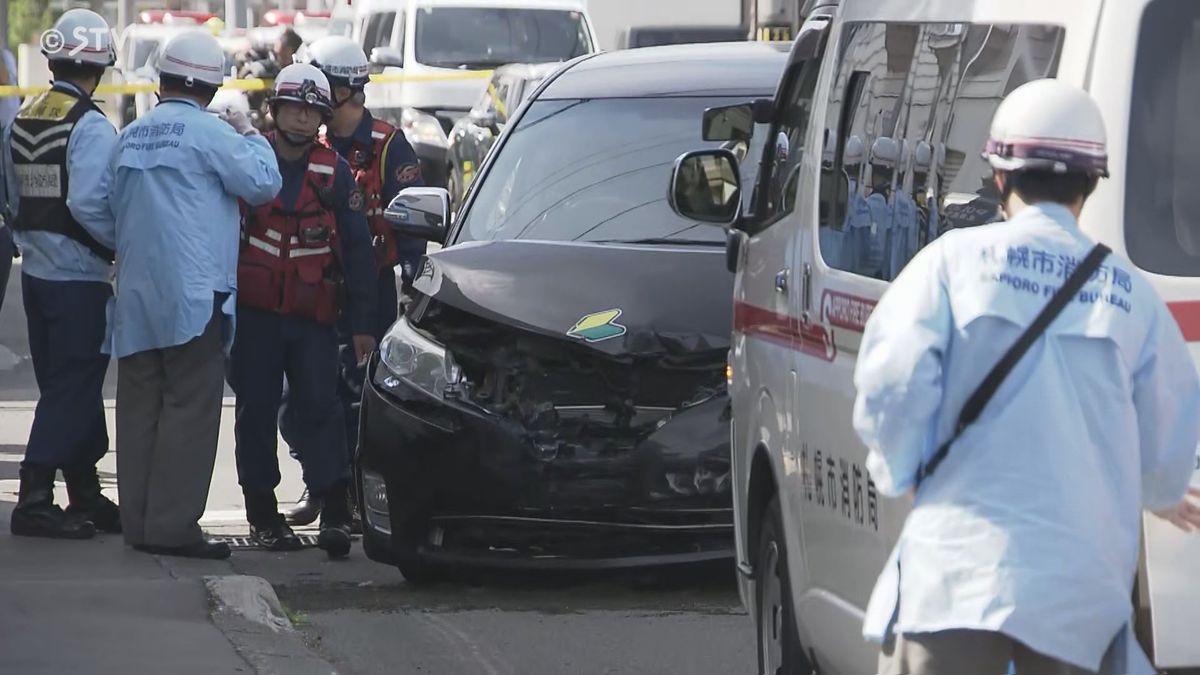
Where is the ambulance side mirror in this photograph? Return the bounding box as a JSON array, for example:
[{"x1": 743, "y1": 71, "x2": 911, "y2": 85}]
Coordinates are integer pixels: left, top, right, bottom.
[{"x1": 385, "y1": 187, "x2": 450, "y2": 244}]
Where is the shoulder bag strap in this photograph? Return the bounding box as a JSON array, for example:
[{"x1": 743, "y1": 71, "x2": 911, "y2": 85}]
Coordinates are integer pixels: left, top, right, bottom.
[{"x1": 914, "y1": 242, "x2": 1112, "y2": 489}]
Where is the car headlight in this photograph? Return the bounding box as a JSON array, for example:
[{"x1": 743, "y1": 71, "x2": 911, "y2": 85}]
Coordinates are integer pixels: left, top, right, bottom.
[
  {"x1": 401, "y1": 108, "x2": 448, "y2": 148},
  {"x1": 379, "y1": 317, "x2": 448, "y2": 398}
]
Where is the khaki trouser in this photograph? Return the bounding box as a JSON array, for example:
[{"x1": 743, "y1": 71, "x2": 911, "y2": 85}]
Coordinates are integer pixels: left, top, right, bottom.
[
  {"x1": 879, "y1": 630, "x2": 1096, "y2": 675},
  {"x1": 116, "y1": 303, "x2": 226, "y2": 548}
]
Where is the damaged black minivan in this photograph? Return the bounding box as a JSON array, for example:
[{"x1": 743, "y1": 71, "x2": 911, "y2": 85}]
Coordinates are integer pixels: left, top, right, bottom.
[{"x1": 355, "y1": 42, "x2": 788, "y2": 580}]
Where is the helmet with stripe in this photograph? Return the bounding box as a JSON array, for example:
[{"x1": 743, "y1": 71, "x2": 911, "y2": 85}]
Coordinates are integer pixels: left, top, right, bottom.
[
  {"x1": 299, "y1": 36, "x2": 369, "y2": 90},
  {"x1": 271, "y1": 63, "x2": 334, "y2": 118},
  {"x1": 47, "y1": 9, "x2": 115, "y2": 68},
  {"x1": 158, "y1": 30, "x2": 226, "y2": 89},
  {"x1": 984, "y1": 78, "x2": 1109, "y2": 178}
]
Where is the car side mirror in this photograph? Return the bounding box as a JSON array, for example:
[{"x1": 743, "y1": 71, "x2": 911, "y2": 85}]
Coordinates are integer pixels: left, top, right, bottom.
[
  {"x1": 370, "y1": 46, "x2": 404, "y2": 73},
  {"x1": 668, "y1": 149, "x2": 741, "y2": 226},
  {"x1": 703, "y1": 103, "x2": 753, "y2": 142},
  {"x1": 384, "y1": 187, "x2": 450, "y2": 244},
  {"x1": 701, "y1": 98, "x2": 774, "y2": 141}
]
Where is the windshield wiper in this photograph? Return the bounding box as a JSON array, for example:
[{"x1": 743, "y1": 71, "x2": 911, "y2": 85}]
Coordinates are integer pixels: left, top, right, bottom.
[{"x1": 595, "y1": 238, "x2": 725, "y2": 246}]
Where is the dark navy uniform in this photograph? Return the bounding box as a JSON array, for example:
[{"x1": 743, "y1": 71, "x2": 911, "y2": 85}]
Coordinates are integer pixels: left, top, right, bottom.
[{"x1": 229, "y1": 141, "x2": 376, "y2": 531}]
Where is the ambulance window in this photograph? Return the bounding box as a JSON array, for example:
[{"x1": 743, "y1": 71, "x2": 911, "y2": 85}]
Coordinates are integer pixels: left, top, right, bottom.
[
  {"x1": 755, "y1": 53, "x2": 823, "y2": 227},
  {"x1": 816, "y1": 22, "x2": 920, "y2": 280},
  {"x1": 818, "y1": 21, "x2": 1064, "y2": 281},
  {"x1": 1126, "y1": 0, "x2": 1200, "y2": 276}
]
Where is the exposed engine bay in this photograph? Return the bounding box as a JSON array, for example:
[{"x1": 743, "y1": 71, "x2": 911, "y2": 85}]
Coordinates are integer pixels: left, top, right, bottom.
[{"x1": 412, "y1": 300, "x2": 728, "y2": 469}]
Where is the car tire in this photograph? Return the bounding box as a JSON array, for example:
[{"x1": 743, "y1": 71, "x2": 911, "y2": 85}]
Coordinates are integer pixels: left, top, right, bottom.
[{"x1": 756, "y1": 494, "x2": 814, "y2": 675}]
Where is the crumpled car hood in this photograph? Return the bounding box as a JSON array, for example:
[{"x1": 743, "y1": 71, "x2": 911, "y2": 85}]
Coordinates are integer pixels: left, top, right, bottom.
[{"x1": 412, "y1": 240, "x2": 733, "y2": 357}]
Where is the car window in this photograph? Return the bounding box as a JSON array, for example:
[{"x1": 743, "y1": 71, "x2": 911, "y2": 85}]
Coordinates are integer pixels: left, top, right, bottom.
[
  {"x1": 1126, "y1": 0, "x2": 1200, "y2": 276},
  {"x1": 455, "y1": 97, "x2": 769, "y2": 246},
  {"x1": 817, "y1": 21, "x2": 1065, "y2": 281},
  {"x1": 414, "y1": 7, "x2": 590, "y2": 68},
  {"x1": 363, "y1": 12, "x2": 396, "y2": 52}
]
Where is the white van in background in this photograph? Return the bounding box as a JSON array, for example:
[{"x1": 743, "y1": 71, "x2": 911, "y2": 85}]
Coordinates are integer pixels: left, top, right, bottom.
[
  {"x1": 351, "y1": 0, "x2": 597, "y2": 187},
  {"x1": 667, "y1": 0, "x2": 1200, "y2": 673}
]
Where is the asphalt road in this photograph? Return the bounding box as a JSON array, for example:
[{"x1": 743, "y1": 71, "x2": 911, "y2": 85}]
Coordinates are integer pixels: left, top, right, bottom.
[{"x1": 0, "y1": 264, "x2": 755, "y2": 675}]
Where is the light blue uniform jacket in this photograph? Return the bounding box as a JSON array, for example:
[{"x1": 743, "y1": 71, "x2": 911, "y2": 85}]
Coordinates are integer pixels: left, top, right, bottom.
[
  {"x1": 101, "y1": 98, "x2": 281, "y2": 359},
  {"x1": 9, "y1": 81, "x2": 117, "y2": 282},
  {"x1": 854, "y1": 203, "x2": 1200, "y2": 671}
]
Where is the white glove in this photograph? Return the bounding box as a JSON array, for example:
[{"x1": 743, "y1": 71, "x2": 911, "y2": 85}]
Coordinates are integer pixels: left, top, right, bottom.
[{"x1": 224, "y1": 110, "x2": 257, "y2": 136}]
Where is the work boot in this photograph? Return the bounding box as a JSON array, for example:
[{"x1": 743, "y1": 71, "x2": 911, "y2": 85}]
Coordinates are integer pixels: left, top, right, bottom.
[
  {"x1": 245, "y1": 491, "x2": 303, "y2": 552},
  {"x1": 64, "y1": 466, "x2": 122, "y2": 534},
  {"x1": 283, "y1": 487, "x2": 322, "y2": 527},
  {"x1": 317, "y1": 481, "x2": 353, "y2": 560},
  {"x1": 10, "y1": 466, "x2": 95, "y2": 539}
]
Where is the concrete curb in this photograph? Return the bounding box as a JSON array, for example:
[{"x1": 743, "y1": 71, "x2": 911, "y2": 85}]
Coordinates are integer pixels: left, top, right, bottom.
[{"x1": 204, "y1": 575, "x2": 340, "y2": 675}]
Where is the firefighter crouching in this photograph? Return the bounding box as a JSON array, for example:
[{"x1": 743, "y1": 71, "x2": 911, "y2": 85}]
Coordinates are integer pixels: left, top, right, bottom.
[
  {"x1": 228, "y1": 64, "x2": 378, "y2": 558},
  {"x1": 283, "y1": 35, "x2": 426, "y2": 527}
]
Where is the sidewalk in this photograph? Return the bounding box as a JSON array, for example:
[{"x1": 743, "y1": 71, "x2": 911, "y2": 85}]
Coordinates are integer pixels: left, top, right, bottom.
[{"x1": 0, "y1": 403, "x2": 334, "y2": 674}]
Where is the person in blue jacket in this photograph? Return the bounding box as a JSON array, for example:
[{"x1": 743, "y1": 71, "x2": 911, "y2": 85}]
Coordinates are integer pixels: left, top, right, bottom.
[
  {"x1": 104, "y1": 31, "x2": 282, "y2": 560},
  {"x1": 857, "y1": 79, "x2": 1200, "y2": 675},
  {"x1": 8, "y1": 10, "x2": 120, "y2": 540},
  {"x1": 226, "y1": 63, "x2": 377, "y2": 559}
]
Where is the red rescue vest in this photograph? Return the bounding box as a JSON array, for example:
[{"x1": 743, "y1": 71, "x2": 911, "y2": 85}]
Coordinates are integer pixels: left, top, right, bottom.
[
  {"x1": 321, "y1": 117, "x2": 400, "y2": 272},
  {"x1": 237, "y1": 137, "x2": 343, "y2": 326}
]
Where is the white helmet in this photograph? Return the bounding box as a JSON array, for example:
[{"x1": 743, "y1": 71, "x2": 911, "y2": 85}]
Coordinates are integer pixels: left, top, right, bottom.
[
  {"x1": 984, "y1": 78, "x2": 1108, "y2": 177},
  {"x1": 207, "y1": 88, "x2": 251, "y2": 117},
  {"x1": 913, "y1": 140, "x2": 933, "y2": 174},
  {"x1": 870, "y1": 137, "x2": 899, "y2": 169},
  {"x1": 271, "y1": 63, "x2": 334, "y2": 117},
  {"x1": 159, "y1": 30, "x2": 226, "y2": 88},
  {"x1": 300, "y1": 36, "x2": 369, "y2": 90},
  {"x1": 844, "y1": 135, "x2": 864, "y2": 167},
  {"x1": 46, "y1": 9, "x2": 115, "y2": 67}
]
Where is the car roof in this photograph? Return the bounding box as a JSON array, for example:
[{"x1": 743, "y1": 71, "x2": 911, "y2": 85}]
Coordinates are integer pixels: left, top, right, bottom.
[
  {"x1": 495, "y1": 61, "x2": 563, "y2": 81},
  {"x1": 540, "y1": 41, "x2": 789, "y2": 99}
]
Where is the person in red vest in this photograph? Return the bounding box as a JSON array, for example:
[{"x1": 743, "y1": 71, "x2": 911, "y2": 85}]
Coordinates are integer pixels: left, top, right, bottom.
[
  {"x1": 284, "y1": 35, "x2": 426, "y2": 527},
  {"x1": 228, "y1": 63, "x2": 377, "y2": 558}
]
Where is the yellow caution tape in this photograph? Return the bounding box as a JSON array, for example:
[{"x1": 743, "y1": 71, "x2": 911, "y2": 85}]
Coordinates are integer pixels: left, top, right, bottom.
[{"x1": 0, "y1": 69, "x2": 493, "y2": 98}]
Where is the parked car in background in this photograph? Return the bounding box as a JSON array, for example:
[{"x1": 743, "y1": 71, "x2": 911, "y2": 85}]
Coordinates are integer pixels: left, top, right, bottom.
[
  {"x1": 354, "y1": 0, "x2": 598, "y2": 187},
  {"x1": 354, "y1": 42, "x2": 787, "y2": 583},
  {"x1": 446, "y1": 62, "x2": 560, "y2": 212},
  {"x1": 622, "y1": 26, "x2": 748, "y2": 49}
]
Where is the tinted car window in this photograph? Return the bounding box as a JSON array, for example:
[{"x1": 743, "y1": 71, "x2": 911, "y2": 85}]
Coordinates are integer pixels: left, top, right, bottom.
[
  {"x1": 1127, "y1": 0, "x2": 1200, "y2": 276},
  {"x1": 415, "y1": 7, "x2": 590, "y2": 68},
  {"x1": 817, "y1": 21, "x2": 1064, "y2": 280},
  {"x1": 456, "y1": 97, "x2": 765, "y2": 245}
]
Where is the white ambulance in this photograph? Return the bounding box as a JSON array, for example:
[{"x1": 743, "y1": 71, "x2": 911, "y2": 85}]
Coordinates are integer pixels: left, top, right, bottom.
[{"x1": 666, "y1": 0, "x2": 1200, "y2": 672}]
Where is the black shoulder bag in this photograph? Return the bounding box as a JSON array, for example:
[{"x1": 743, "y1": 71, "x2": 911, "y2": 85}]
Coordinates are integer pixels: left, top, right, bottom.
[{"x1": 913, "y1": 243, "x2": 1111, "y2": 489}]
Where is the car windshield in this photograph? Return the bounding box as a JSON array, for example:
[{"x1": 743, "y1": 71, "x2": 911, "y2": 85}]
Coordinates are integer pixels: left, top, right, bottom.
[
  {"x1": 414, "y1": 7, "x2": 590, "y2": 68},
  {"x1": 456, "y1": 96, "x2": 768, "y2": 245},
  {"x1": 1127, "y1": 0, "x2": 1200, "y2": 275}
]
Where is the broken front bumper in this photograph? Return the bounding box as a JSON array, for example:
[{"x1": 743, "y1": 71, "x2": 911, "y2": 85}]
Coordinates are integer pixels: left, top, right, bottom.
[{"x1": 354, "y1": 354, "x2": 735, "y2": 570}]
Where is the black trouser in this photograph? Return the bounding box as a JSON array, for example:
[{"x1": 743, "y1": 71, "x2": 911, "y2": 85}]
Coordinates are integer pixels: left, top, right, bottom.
[
  {"x1": 231, "y1": 308, "x2": 348, "y2": 509},
  {"x1": 21, "y1": 274, "x2": 111, "y2": 472},
  {"x1": 0, "y1": 227, "x2": 13, "y2": 313}
]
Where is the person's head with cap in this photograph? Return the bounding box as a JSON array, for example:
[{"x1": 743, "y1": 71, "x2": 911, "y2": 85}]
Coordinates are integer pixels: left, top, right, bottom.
[
  {"x1": 270, "y1": 62, "x2": 333, "y2": 149},
  {"x1": 158, "y1": 30, "x2": 226, "y2": 107},
  {"x1": 45, "y1": 9, "x2": 115, "y2": 95},
  {"x1": 984, "y1": 78, "x2": 1108, "y2": 219}
]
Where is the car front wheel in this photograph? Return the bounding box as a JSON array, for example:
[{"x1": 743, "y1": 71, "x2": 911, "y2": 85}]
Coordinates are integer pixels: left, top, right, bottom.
[{"x1": 756, "y1": 495, "x2": 813, "y2": 675}]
